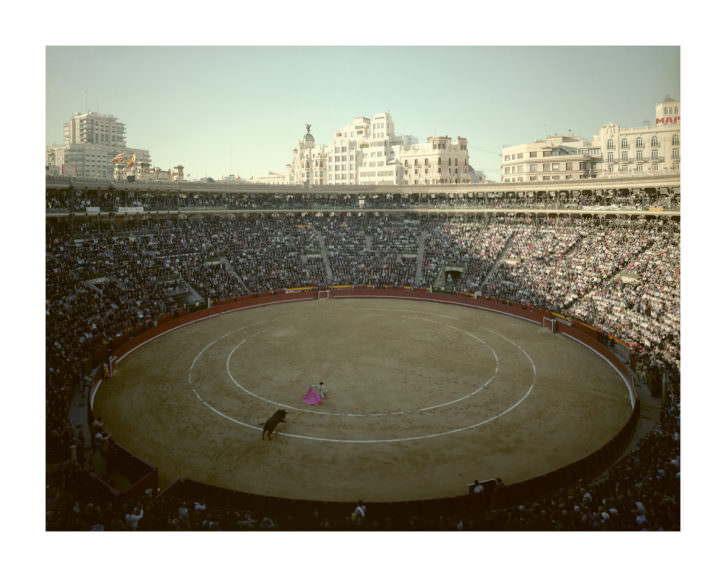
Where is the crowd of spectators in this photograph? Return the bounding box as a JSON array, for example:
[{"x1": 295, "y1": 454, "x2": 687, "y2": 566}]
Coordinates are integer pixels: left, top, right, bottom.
[
  {"x1": 319, "y1": 214, "x2": 421, "y2": 287},
  {"x1": 423, "y1": 216, "x2": 511, "y2": 289},
  {"x1": 483, "y1": 218, "x2": 655, "y2": 306},
  {"x1": 568, "y1": 224, "x2": 680, "y2": 369},
  {"x1": 46, "y1": 208, "x2": 680, "y2": 530}
]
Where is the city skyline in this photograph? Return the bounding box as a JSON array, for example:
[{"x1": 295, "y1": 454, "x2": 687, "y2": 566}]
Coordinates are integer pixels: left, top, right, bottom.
[{"x1": 46, "y1": 46, "x2": 679, "y2": 180}]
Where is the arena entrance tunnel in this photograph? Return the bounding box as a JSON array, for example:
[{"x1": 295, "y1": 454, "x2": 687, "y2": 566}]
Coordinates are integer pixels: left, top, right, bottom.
[
  {"x1": 434, "y1": 265, "x2": 465, "y2": 288},
  {"x1": 90, "y1": 287, "x2": 639, "y2": 515}
]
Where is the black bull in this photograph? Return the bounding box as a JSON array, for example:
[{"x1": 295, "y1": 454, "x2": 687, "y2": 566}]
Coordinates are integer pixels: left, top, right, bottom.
[{"x1": 261, "y1": 409, "x2": 287, "y2": 439}]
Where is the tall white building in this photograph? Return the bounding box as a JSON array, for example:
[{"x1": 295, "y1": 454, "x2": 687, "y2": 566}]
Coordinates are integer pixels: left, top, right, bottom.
[
  {"x1": 46, "y1": 112, "x2": 151, "y2": 179},
  {"x1": 501, "y1": 97, "x2": 680, "y2": 183},
  {"x1": 287, "y1": 112, "x2": 470, "y2": 186}
]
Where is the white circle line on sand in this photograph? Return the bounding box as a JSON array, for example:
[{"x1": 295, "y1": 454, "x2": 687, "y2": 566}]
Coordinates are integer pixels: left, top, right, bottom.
[
  {"x1": 188, "y1": 303, "x2": 538, "y2": 442},
  {"x1": 221, "y1": 315, "x2": 504, "y2": 417},
  {"x1": 187, "y1": 321, "x2": 267, "y2": 385},
  {"x1": 192, "y1": 382, "x2": 537, "y2": 444}
]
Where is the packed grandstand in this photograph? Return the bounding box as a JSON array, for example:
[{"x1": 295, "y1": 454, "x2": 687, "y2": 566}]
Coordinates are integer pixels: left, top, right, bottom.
[{"x1": 46, "y1": 179, "x2": 680, "y2": 531}]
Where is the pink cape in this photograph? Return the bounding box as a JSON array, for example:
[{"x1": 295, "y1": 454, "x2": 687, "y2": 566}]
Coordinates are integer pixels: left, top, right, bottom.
[{"x1": 303, "y1": 386, "x2": 322, "y2": 405}]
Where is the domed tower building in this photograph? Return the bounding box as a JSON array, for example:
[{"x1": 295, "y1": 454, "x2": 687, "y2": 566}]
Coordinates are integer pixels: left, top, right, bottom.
[{"x1": 290, "y1": 124, "x2": 327, "y2": 186}]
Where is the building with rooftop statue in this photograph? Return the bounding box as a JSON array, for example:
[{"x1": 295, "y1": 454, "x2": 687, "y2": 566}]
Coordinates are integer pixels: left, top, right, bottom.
[{"x1": 287, "y1": 112, "x2": 473, "y2": 186}]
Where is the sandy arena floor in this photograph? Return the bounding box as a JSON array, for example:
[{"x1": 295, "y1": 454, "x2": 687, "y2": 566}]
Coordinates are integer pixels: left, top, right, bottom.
[{"x1": 94, "y1": 297, "x2": 633, "y2": 502}]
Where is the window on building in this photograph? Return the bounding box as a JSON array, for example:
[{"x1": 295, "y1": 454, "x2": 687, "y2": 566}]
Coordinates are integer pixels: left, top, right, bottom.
[
  {"x1": 672, "y1": 148, "x2": 680, "y2": 160},
  {"x1": 517, "y1": 153, "x2": 523, "y2": 159},
  {"x1": 530, "y1": 164, "x2": 537, "y2": 172},
  {"x1": 651, "y1": 149, "x2": 659, "y2": 160},
  {"x1": 651, "y1": 136, "x2": 659, "y2": 147},
  {"x1": 672, "y1": 134, "x2": 680, "y2": 146},
  {"x1": 636, "y1": 150, "x2": 643, "y2": 161},
  {"x1": 504, "y1": 155, "x2": 510, "y2": 161},
  {"x1": 621, "y1": 138, "x2": 628, "y2": 148},
  {"x1": 543, "y1": 151, "x2": 551, "y2": 157},
  {"x1": 621, "y1": 151, "x2": 628, "y2": 161},
  {"x1": 543, "y1": 163, "x2": 550, "y2": 171},
  {"x1": 552, "y1": 163, "x2": 559, "y2": 170},
  {"x1": 530, "y1": 151, "x2": 537, "y2": 158},
  {"x1": 565, "y1": 162, "x2": 571, "y2": 171},
  {"x1": 607, "y1": 152, "x2": 614, "y2": 162},
  {"x1": 607, "y1": 139, "x2": 614, "y2": 150},
  {"x1": 636, "y1": 137, "x2": 643, "y2": 148}
]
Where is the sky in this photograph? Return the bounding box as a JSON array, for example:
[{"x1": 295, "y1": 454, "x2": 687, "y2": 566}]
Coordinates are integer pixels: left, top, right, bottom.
[{"x1": 46, "y1": 46, "x2": 680, "y2": 180}]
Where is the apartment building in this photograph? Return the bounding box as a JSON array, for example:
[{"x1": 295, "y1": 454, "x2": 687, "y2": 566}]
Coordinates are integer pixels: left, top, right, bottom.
[
  {"x1": 46, "y1": 112, "x2": 151, "y2": 179},
  {"x1": 501, "y1": 97, "x2": 680, "y2": 182}
]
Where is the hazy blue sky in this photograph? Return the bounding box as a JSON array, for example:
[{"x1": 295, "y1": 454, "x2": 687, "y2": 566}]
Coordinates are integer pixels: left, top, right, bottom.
[{"x1": 46, "y1": 46, "x2": 679, "y2": 180}]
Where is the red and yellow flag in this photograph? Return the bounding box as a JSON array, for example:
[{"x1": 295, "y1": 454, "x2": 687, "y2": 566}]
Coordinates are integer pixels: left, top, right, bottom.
[
  {"x1": 126, "y1": 152, "x2": 136, "y2": 167},
  {"x1": 111, "y1": 152, "x2": 124, "y2": 164}
]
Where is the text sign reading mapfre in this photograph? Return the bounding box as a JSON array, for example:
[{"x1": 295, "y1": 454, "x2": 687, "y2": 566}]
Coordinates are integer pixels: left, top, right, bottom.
[{"x1": 656, "y1": 116, "x2": 680, "y2": 125}]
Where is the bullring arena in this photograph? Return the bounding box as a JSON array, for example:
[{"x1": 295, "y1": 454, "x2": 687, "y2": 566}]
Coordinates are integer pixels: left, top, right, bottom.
[
  {"x1": 46, "y1": 176, "x2": 679, "y2": 530},
  {"x1": 93, "y1": 290, "x2": 634, "y2": 503}
]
